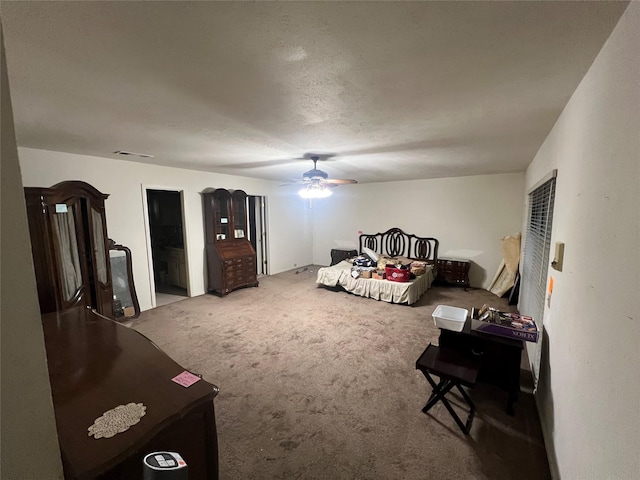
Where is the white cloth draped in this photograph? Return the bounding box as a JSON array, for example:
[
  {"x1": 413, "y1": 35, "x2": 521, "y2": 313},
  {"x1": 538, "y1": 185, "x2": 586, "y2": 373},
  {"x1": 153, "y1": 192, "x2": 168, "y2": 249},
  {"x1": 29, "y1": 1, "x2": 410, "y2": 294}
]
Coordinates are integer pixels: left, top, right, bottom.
[
  {"x1": 91, "y1": 208, "x2": 107, "y2": 284},
  {"x1": 52, "y1": 211, "x2": 82, "y2": 301}
]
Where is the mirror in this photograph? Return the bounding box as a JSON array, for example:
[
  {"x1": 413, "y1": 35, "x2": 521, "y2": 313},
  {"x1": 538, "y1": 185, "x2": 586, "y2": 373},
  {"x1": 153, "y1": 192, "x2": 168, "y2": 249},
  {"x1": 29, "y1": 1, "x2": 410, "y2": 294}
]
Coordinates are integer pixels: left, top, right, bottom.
[{"x1": 108, "y1": 239, "x2": 140, "y2": 320}]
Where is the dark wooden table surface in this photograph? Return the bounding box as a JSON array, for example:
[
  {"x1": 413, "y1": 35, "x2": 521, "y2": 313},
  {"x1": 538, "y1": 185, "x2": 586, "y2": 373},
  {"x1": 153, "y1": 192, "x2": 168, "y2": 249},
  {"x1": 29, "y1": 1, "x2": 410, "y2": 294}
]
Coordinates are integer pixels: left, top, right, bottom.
[
  {"x1": 42, "y1": 307, "x2": 219, "y2": 479},
  {"x1": 438, "y1": 317, "x2": 524, "y2": 415}
]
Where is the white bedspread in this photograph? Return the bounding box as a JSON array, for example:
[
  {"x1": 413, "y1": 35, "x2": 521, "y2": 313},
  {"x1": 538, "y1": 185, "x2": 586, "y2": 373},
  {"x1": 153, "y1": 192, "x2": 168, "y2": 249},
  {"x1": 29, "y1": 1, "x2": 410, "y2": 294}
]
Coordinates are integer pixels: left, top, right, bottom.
[{"x1": 316, "y1": 261, "x2": 435, "y2": 305}]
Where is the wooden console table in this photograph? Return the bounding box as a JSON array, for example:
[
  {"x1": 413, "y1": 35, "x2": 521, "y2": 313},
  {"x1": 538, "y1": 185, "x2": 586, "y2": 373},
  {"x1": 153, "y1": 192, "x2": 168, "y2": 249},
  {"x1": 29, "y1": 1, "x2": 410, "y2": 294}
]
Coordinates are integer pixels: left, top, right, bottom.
[
  {"x1": 42, "y1": 307, "x2": 219, "y2": 479},
  {"x1": 438, "y1": 316, "x2": 523, "y2": 415}
]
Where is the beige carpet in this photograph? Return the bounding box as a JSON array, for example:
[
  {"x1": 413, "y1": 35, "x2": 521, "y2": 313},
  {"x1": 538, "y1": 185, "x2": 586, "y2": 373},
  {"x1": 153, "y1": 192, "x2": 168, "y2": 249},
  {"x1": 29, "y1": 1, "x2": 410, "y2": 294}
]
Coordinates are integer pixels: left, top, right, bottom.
[{"x1": 131, "y1": 266, "x2": 550, "y2": 480}]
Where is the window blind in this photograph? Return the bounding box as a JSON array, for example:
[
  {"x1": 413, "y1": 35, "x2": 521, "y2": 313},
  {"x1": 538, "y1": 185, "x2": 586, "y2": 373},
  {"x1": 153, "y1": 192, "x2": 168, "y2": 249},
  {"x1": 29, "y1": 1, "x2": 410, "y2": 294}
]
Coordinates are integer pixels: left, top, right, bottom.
[{"x1": 520, "y1": 173, "x2": 556, "y2": 387}]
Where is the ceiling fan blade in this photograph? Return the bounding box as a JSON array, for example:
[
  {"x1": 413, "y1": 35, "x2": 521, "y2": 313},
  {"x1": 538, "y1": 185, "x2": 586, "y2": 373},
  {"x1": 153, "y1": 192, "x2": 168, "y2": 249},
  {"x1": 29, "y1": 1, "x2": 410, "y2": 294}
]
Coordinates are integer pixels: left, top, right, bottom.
[
  {"x1": 220, "y1": 153, "x2": 337, "y2": 170},
  {"x1": 218, "y1": 157, "x2": 305, "y2": 169},
  {"x1": 279, "y1": 179, "x2": 307, "y2": 186},
  {"x1": 302, "y1": 152, "x2": 337, "y2": 161},
  {"x1": 324, "y1": 178, "x2": 358, "y2": 185}
]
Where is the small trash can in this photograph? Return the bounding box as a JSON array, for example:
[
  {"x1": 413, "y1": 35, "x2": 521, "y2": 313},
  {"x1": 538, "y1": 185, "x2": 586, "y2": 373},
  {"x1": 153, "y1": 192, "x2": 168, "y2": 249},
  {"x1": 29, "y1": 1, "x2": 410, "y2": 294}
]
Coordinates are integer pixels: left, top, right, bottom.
[{"x1": 143, "y1": 452, "x2": 188, "y2": 480}]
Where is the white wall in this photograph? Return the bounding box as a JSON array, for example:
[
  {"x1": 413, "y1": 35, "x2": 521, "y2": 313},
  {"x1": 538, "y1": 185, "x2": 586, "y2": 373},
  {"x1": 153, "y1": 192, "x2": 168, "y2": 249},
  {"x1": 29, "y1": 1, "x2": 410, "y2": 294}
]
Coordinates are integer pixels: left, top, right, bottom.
[
  {"x1": 18, "y1": 148, "x2": 313, "y2": 311},
  {"x1": 522, "y1": 3, "x2": 640, "y2": 478},
  {"x1": 1, "y1": 28, "x2": 64, "y2": 479},
  {"x1": 311, "y1": 173, "x2": 525, "y2": 289}
]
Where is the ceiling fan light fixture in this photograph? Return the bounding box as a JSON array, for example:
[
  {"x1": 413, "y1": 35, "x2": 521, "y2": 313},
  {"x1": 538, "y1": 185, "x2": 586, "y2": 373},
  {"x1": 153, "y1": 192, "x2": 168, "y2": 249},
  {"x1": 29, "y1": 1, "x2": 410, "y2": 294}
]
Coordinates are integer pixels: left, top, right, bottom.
[{"x1": 298, "y1": 183, "x2": 333, "y2": 199}]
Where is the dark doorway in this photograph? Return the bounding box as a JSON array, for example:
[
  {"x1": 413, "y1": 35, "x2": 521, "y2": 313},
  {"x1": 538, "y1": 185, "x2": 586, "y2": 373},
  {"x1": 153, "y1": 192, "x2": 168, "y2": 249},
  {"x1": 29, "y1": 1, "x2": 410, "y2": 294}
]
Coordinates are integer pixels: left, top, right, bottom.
[
  {"x1": 146, "y1": 189, "x2": 188, "y2": 306},
  {"x1": 248, "y1": 195, "x2": 268, "y2": 275}
]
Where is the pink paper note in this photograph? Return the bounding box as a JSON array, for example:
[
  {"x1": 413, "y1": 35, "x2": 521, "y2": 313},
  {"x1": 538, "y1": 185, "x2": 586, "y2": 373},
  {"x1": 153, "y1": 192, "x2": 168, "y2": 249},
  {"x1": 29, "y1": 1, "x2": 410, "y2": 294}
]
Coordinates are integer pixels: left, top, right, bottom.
[{"x1": 171, "y1": 371, "x2": 201, "y2": 388}]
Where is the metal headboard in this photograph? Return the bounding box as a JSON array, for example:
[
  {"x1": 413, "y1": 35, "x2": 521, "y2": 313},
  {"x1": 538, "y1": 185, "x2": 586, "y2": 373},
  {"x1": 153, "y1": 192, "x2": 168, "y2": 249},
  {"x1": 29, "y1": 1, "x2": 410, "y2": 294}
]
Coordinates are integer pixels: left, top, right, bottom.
[{"x1": 358, "y1": 227, "x2": 439, "y2": 264}]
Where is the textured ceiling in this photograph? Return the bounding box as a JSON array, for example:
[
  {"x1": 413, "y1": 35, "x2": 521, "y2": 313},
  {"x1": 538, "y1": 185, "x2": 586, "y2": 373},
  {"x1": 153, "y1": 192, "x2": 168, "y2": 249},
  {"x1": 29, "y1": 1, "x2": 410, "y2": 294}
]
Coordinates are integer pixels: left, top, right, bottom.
[{"x1": 2, "y1": 1, "x2": 628, "y2": 184}]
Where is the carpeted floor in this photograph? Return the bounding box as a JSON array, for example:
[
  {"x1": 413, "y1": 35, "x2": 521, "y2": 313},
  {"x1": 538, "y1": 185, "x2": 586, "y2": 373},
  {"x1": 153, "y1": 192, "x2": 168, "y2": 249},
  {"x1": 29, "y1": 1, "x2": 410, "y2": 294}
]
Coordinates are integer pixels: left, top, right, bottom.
[{"x1": 130, "y1": 266, "x2": 550, "y2": 480}]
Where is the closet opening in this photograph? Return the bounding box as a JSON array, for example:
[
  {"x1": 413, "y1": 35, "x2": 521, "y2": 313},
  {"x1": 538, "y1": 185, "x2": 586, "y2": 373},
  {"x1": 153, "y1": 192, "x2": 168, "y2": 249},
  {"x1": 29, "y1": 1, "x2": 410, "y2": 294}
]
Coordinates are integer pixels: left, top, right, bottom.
[{"x1": 146, "y1": 189, "x2": 188, "y2": 307}]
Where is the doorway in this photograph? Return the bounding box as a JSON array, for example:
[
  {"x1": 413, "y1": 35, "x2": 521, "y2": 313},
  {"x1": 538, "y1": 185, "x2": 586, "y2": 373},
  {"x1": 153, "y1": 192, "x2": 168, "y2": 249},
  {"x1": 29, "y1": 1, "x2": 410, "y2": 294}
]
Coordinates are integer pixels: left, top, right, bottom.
[
  {"x1": 146, "y1": 189, "x2": 188, "y2": 306},
  {"x1": 248, "y1": 195, "x2": 268, "y2": 276}
]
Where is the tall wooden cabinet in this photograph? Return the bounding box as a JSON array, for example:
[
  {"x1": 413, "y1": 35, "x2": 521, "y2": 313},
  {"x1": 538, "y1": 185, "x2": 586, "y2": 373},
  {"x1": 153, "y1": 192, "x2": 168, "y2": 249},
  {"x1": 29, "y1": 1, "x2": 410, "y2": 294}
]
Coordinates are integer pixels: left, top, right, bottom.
[
  {"x1": 24, "y1": 181, "x2": 114, "y2": 318},
  {"x1": 203, "y1": 188, "x2": 258, "y2": 296}
]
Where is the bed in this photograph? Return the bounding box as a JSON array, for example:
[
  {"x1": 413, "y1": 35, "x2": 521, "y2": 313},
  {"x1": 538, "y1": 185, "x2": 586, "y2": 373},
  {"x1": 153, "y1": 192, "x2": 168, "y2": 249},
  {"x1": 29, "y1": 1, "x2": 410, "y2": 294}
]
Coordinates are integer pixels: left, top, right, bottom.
[{"x1": 316, "y1": 228, "x2": 439, "y2": 305}]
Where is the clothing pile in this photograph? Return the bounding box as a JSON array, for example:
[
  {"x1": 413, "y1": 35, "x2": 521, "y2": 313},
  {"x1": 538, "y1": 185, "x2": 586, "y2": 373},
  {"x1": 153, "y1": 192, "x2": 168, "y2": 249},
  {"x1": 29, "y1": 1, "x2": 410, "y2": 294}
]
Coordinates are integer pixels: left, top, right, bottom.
[{"x1": 351, "y1": 254, "x2": 376, "y2": 278}]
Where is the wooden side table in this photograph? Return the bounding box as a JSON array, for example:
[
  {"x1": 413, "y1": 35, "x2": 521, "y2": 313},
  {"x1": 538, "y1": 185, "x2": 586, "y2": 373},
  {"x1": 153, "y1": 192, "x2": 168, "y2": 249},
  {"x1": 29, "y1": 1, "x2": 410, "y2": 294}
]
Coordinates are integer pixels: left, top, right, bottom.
[
  {"x1": 436, "y1": 257, "x2": 470, "y2": 288},
  {"x1": 438, "y1": 317, "x2": 523, "y2": 415},
  {"x1": 330, "y1": 248, "x2": 358, "y2": 266}
]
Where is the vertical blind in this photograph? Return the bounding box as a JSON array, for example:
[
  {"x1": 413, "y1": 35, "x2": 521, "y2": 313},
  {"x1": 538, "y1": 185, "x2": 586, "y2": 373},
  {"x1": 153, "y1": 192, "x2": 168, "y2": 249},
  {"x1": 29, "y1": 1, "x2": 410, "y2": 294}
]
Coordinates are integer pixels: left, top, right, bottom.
[{"x1": 520, "y1": 172, "x2": 556, "y2": 387}]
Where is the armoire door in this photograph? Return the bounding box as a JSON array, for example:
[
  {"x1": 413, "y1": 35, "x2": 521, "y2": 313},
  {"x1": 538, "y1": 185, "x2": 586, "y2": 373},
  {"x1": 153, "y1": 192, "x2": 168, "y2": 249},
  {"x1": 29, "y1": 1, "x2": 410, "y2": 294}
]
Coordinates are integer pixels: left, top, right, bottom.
[
  {"x1": 25, "y1": 181, "x2": 114, "y2": 318},
  {"x1": 48, "y1": 197, "x2": 92, "y2": 311},
  {"x1": 86, "y1": 203, "x2": 113, "y2": 316}
]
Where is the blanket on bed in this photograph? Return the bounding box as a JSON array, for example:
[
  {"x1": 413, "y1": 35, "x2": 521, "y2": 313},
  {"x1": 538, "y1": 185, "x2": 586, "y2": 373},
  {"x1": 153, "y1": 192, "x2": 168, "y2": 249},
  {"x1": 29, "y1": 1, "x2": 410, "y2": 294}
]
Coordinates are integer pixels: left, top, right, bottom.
[{"x1": 316, "y1": 260, "x2": 435, "y2": 305}]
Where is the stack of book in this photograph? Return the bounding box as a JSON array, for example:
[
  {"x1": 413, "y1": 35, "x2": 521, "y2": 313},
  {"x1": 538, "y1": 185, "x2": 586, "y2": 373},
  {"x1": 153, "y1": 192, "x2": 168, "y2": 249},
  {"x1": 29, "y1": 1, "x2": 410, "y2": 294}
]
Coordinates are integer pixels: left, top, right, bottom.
[{"x1": 471, "y1": 304, "x2": 539, "y2": 342}]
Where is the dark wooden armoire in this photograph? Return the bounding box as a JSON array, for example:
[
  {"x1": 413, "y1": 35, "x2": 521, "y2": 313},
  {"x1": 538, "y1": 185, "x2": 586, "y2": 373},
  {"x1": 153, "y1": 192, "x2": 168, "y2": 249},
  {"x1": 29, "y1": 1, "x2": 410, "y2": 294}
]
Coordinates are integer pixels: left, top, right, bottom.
[
  {"x1": 203, "y1": 188, "x2": 258, "y2": 296},
  {"x1": 24, "y1": 180, "x2": 114, "y2": 318}
]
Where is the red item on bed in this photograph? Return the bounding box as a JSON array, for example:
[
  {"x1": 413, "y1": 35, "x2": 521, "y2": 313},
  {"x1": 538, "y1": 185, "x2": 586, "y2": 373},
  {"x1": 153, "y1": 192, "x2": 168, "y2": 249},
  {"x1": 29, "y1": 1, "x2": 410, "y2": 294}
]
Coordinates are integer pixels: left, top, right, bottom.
[{"x1": 385, "y1": 266, "x2": 411, "y2": 282}]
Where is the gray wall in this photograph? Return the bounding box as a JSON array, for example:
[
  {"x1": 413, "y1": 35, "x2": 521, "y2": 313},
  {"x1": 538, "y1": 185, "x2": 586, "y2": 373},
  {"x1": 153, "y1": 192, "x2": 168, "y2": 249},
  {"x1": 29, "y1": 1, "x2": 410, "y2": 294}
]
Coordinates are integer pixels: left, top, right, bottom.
[
  {"x1": 311, "y1": 173, "x2": 525, "y2": 289},
  {"x1": 521, "y1": 3, "x2": 640, "y2": 478},
  {"x1": 18, "y1": 148, "x2": 314, "y2": 311},
  {"x1": 0, "y1": 26, "x2": 64, "y2": 479}
]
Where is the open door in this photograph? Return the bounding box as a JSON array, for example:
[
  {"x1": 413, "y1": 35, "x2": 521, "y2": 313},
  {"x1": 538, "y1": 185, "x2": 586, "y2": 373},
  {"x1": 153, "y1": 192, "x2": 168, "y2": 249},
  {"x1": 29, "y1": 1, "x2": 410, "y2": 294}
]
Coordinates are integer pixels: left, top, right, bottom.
[
  {"x1": 248, "y1": 195, "x2": 268, "y2": 276},
  {"x1": 145, "y1": 189, "x2": 189, "y2": 307}
]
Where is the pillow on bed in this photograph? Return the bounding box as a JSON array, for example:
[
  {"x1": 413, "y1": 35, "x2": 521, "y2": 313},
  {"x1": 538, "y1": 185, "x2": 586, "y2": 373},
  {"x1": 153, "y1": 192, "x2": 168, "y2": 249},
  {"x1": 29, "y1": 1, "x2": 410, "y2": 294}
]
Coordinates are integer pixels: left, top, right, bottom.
[
  {"x1": 378, "y1": 255, "x2": 412, "y2": 270},
  {"x1": 363, "y1": 247, "x2": 379, "y2": 263},
  {"x1": 395, "y1": 256, "x2": 412, "y2": 265},
  {"x1": 376, "y1": 256, "x2": 395, "y2": 270}
]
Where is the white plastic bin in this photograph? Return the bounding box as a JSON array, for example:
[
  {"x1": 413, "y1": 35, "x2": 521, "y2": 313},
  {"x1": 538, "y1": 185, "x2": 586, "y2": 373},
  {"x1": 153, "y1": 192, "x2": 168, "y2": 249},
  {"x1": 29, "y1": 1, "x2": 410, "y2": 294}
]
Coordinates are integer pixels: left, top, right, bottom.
[{"x1": 432, "y1": 305, "x2": 468, "y2": 332}]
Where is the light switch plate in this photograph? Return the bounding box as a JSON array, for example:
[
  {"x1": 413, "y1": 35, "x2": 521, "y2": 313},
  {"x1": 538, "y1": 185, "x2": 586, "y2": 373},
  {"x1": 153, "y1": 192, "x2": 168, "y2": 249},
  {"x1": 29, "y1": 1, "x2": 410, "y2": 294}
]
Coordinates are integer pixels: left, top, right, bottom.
[{"x1": 551, "y1": 242, "x2": 564, "y2": 271}]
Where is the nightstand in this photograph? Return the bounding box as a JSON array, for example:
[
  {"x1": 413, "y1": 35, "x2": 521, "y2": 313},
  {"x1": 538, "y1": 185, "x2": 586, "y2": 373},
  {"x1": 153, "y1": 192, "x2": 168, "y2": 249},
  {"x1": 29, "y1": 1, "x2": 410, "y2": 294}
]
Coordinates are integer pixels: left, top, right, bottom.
[
  {"x1": 330, "y1": 249, "x2": 358, "y2": 266},
  {"x1": 436, "y1": 257, "x2": 470, "y2": 288}
]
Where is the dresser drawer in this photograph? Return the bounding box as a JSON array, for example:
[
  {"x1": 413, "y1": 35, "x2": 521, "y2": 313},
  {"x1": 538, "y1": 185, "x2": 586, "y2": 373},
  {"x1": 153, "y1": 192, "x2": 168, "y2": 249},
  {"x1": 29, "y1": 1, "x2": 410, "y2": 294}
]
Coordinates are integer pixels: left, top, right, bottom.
[{"x1": 439, "y1": 259, "x2": 468, "y2": 270}]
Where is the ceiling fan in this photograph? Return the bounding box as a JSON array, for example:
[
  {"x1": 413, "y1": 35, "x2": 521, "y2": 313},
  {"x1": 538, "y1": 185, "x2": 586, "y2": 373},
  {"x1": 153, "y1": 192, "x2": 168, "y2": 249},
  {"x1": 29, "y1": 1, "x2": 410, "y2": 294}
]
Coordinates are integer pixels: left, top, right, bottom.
[
  {"x1": 300, "y1": 155, "x2": 357, "y2": 185},
  {"x1": 294, "y1": 155, "x2": 357, "y2": 198}
]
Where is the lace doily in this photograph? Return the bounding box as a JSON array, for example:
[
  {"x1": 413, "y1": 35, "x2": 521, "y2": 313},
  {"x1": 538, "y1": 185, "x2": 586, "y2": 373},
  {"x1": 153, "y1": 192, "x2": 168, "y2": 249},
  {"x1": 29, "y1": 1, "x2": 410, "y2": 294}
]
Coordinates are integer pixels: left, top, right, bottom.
[{"x1": 88, "y1": 402, "x2": 146, "y2": 439}]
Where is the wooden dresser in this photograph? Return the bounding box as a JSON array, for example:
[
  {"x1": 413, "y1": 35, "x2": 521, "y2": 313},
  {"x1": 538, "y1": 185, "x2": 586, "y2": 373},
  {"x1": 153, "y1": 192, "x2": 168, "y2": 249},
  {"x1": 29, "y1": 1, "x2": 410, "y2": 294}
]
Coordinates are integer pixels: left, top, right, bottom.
[
  {"x1": 203, "y1": 188, "x2": 258, "y2": 296},
  {"x1": 42, "y1": 307, "x2": 219, "y2": 479},
  {"x1": 436, "y1": 257, "x2": 470, "y2": 288}
]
